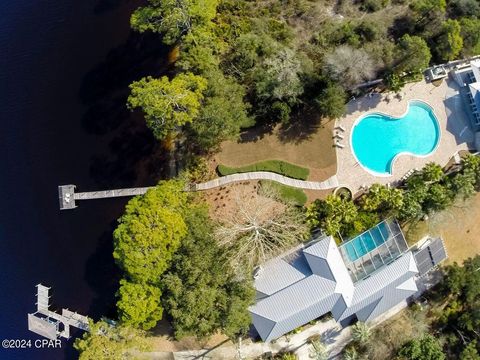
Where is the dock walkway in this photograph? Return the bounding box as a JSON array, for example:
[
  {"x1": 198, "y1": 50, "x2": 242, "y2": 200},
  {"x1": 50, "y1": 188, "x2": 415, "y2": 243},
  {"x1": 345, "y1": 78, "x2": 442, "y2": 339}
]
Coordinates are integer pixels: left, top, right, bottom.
[{"x1": 59, "y1": 173, "x2": 340, "y2": 209}]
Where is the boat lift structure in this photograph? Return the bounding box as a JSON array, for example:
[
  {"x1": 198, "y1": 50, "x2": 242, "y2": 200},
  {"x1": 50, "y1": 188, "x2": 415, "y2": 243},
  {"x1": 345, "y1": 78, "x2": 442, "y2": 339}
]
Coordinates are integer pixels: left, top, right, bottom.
[{"x1": 28, "y1": 284, "x2": 90, "y2": 340}]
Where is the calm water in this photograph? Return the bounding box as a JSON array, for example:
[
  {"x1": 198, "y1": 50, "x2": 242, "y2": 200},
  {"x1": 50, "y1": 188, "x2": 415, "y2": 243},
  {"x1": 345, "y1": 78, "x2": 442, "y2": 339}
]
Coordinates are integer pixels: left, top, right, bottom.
[
  {"x1": 351, "y1": 101, "x2": 440, "y2": 175},
  {"x1": 0, "y1": 1, "x2": 169, "y2": 358}
]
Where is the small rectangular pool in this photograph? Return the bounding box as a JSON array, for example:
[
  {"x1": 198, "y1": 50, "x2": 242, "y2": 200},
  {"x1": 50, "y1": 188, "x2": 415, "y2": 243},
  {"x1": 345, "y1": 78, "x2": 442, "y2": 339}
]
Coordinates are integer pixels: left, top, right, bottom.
[{"x1": 342, "y1": 222, "x2": 389, "y2": 261}]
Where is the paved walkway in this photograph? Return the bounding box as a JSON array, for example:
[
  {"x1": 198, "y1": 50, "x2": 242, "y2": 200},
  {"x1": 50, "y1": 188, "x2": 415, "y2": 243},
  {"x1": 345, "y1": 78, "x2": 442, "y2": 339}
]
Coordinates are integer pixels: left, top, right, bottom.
[{"x1": 192, "y1": 172, "x2": 340, "y2": 191}]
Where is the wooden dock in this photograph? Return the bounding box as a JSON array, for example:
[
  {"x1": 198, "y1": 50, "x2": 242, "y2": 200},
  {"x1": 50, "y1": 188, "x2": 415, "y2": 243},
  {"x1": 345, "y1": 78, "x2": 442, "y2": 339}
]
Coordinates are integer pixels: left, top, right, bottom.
[{"x1": 59, "y1": 185, "x2": 153, "y2": 210}]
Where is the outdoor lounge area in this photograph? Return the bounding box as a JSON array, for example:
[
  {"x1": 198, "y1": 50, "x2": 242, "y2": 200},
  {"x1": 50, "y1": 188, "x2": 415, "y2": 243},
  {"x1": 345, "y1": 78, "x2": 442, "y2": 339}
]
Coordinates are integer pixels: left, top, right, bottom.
[{"x1": 339, "y1": 219, "x2": 409, "y2": 282}]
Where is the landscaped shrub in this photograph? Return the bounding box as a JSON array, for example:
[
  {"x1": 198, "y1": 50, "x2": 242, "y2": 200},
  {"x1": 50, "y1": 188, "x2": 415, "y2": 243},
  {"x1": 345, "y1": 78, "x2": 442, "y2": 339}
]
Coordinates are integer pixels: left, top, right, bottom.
[
  {"x1": 217, "y1": 160, "x2": 310, "y2": 180},
  {"x1": 259, "y1": 180, "x2": 307, "y2": 206}
]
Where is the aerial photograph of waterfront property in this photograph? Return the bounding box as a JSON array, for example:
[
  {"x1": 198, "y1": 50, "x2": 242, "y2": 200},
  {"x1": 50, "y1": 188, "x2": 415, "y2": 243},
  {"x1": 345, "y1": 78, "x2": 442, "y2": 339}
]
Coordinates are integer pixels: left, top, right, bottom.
[{"x1": 3, "y1": 1, "x2": 480, "y2": 360}]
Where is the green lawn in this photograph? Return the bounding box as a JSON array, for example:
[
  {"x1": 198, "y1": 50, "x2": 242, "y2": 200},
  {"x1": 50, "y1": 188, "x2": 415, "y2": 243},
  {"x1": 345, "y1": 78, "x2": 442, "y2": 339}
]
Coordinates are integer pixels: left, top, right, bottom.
[
  {"x1": 259, "y1": 180, "x2": 307, "y2": 206},
  {"x1": 217, "y1": 160, "x2": 310, "y2": 180}
]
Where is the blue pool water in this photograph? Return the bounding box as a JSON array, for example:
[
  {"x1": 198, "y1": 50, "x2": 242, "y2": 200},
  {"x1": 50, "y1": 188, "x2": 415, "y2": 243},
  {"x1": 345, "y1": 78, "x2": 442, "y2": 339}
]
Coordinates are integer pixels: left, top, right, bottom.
[
  {"x1": 343, "y1": 222, "x2": 390, "y2": 261},
  {"x1": 351, "y1": 101, "x2": 440, "y2": 175}
]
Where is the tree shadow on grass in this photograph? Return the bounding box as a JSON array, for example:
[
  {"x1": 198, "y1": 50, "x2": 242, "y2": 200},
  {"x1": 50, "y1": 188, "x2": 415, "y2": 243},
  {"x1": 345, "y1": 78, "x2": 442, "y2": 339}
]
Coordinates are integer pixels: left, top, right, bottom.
[
  {"x1": 238, "y1": 122, "x2": 277, "y2": 143},
  {"x1": 277, "y1": 106, "x2": 326, "y2": 145}
]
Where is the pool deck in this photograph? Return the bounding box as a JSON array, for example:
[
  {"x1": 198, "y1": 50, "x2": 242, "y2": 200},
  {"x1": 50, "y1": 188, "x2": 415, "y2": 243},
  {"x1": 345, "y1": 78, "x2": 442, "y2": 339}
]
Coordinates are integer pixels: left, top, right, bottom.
[{"x1": 336, "y1": 78, "x2": 474, "y2": 192}]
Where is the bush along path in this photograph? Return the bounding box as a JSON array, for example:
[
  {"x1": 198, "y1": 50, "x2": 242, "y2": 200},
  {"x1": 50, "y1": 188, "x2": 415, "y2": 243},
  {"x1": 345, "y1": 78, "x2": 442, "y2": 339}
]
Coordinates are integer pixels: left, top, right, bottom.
[{"x1": 217, "y1": 160, "x2": 310, "y2": 180}]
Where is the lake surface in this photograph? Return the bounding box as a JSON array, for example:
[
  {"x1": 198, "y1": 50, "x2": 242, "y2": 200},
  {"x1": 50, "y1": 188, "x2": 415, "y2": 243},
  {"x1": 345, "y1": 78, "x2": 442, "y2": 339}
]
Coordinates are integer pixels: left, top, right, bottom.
[{"x1": 0, "y1": 1, "x2": 169, "y2": 358}]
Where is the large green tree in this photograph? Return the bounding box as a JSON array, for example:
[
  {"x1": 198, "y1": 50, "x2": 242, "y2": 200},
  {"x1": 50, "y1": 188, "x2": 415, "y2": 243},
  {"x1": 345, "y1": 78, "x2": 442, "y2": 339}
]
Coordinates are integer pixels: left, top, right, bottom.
[
  {"x1": 113, "y1": 180, "x2": 188, "y2": 285},
  {"x1": 162, "y1": 205, "x2": 254, "y2": 339},
  {"x1": 460, "y1": 341, "x2": 480, "y2": 360},
  {"x1": 438, "y1": 256, "x2": 480, "y2": 356},
  {"x1": 460, "y1": 18, "x2": 480, "y2": 57},
  {"x1": 189, "y1": 71, "x2": 253, "y2": 151},
  {"x1": 436, "y1": 19, "x2": 463, "y2": 61},
  {"x1": 315, "y1": 83, "x2": 347, "y2": 119},
  {"x1": 422, "y1": 163, "x2": 444, "y2": 183},
  {"x1": 74, "y1": 321, "x2": 150, "y2": 360},
  {"x1": 395, "y1": 35, "x2": 431, "y2": 74},
  {"x1": 410, "y1": 0, "x2": 447, "y2": 21},
  {"x1": 127, "y1": 73, "x2": 207, "y2": 141},
  {"x1": 462, "y1": 153, "x2": 480, "y2": 188},
  {"x1": 116, "y1": 280, "x2": 163, "y2": 330}
]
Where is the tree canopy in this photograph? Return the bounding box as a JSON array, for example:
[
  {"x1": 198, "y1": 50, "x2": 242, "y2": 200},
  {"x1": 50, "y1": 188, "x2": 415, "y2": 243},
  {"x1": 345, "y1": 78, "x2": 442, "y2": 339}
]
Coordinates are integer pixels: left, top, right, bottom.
[
  {"x1": 360, "y1": 183, "x2": 404, "y2": 216},
  {"x1": 324, "y1": 46, "x2": 375, "y2": 89},
  {"x1": 113, "y1": 180, "x2": 188, "y2": 285},
  {"x1": 436, "y1": 19, "x2": 463, "y2": 61},
  {"x1": 74, "y1": 321, "x2": 150, "y2": 360},
  {"x1": 398, "y1": 334, "x2": 445, "y2": 360},
  {"x1": 162, "y1": 205, "x2": 254, "y2": 339},
  {"x1": 315, "y1": 83, "x2": 347, "y2": 119},
  {"x1": 395, "y1": 35, "x2": 431, "y2": 75},
  {"x1": 130, "y1": 0, "x2": 219, "y2": 45},
  {"x1": 188, "y1": 70, "x2": 253, "y2": 152},
  {"x1": 127, "y1": 74, "x2": 207, "y2": 141},
  {"x1": 306, "y1": 194, "x2": 379, "y2": 239},
  {"x1": 460, "y1": 18, "x2": 480, "y2": 57},
  {"x1": 253, "y1": 48, "x2": 305, "y2": 106},
  {"x1": 116, "y1": 280, "x2": 163, "y2": 330}
]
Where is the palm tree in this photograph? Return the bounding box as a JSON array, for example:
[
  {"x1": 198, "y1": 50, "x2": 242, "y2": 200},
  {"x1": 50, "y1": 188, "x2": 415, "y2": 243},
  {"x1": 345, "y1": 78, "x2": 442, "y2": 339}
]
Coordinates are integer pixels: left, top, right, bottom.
[
  {"x1": 309, "y1": 339, "x2": 328, "y2": 360},
  {"x1": 351, "y1": 322, "x2": 371, "y2": 343},
  {"x1": 422, "y1": 163, "x2": 444, "y2": 183},
  {"x1": 343, "y1": 346, "x2": 359, "y2": 360}
]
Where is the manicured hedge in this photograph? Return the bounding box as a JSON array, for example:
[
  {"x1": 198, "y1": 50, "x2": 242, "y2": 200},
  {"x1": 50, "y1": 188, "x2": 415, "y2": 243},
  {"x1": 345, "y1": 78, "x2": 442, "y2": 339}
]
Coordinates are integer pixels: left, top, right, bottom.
[
  {"x1": 259, "y1": 180, "x2": 307, "y2": 206},
  {"x1": 217, "y1": 160, "x2": 309, "y2": 180}
]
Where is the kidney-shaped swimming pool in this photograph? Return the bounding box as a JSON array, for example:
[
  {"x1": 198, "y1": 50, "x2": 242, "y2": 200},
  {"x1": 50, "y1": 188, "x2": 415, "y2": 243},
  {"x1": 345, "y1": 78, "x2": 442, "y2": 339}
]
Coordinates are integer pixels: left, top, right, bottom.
[{"x1": 351, "y1": 100, "x2": 440, "y2": 176}]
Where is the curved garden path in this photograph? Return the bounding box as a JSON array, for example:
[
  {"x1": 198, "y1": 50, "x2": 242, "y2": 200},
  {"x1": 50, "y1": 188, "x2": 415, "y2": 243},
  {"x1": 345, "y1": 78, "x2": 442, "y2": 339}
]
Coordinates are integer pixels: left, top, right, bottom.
[{"x1": 191, "y1": 171, "x2": 339, "y2": 191}]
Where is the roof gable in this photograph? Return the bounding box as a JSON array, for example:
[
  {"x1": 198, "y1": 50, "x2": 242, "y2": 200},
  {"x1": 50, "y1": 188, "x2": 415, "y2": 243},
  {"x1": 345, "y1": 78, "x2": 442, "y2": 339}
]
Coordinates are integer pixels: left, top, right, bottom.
[
  {"x1": 254, "y1": 246, "x2": 312, "y2": 296},
  {"x1": 251, "y1": 313, "x2": 277, "y2": 341}
]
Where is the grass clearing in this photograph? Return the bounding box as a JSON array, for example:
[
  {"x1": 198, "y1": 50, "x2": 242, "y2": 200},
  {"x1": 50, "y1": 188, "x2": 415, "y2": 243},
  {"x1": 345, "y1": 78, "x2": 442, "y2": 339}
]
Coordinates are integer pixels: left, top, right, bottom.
[
  {"x1": 217, "y1": 160, "x2": 310, "y2": 180},
  {"x1": 215, "y1": 120, "x2": 337, "y2": 182},
  {"x1": 259, "y1": 180, "x2": 307, "y2": 206},
  {"x1": 403, "y1": 193, "x2": 480, "y2": 264}
]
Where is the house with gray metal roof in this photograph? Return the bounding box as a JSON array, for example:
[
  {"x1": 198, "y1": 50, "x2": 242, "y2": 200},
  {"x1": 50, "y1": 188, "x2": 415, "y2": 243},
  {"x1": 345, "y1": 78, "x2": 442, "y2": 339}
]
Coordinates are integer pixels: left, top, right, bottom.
[
  {"x1": 250, "y1": 219, "x2": 445, "y2": 342},
  {"x1": 452, "y1": 59, "x2": 480, "y2": 131}
]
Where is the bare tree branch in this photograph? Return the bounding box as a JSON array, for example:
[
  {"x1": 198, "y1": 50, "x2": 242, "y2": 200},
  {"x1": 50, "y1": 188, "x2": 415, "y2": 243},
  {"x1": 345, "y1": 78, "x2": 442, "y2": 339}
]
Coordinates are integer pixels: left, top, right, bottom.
[{"x1": 214, "y1": 187, "x2": 308, "y2": 268}]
